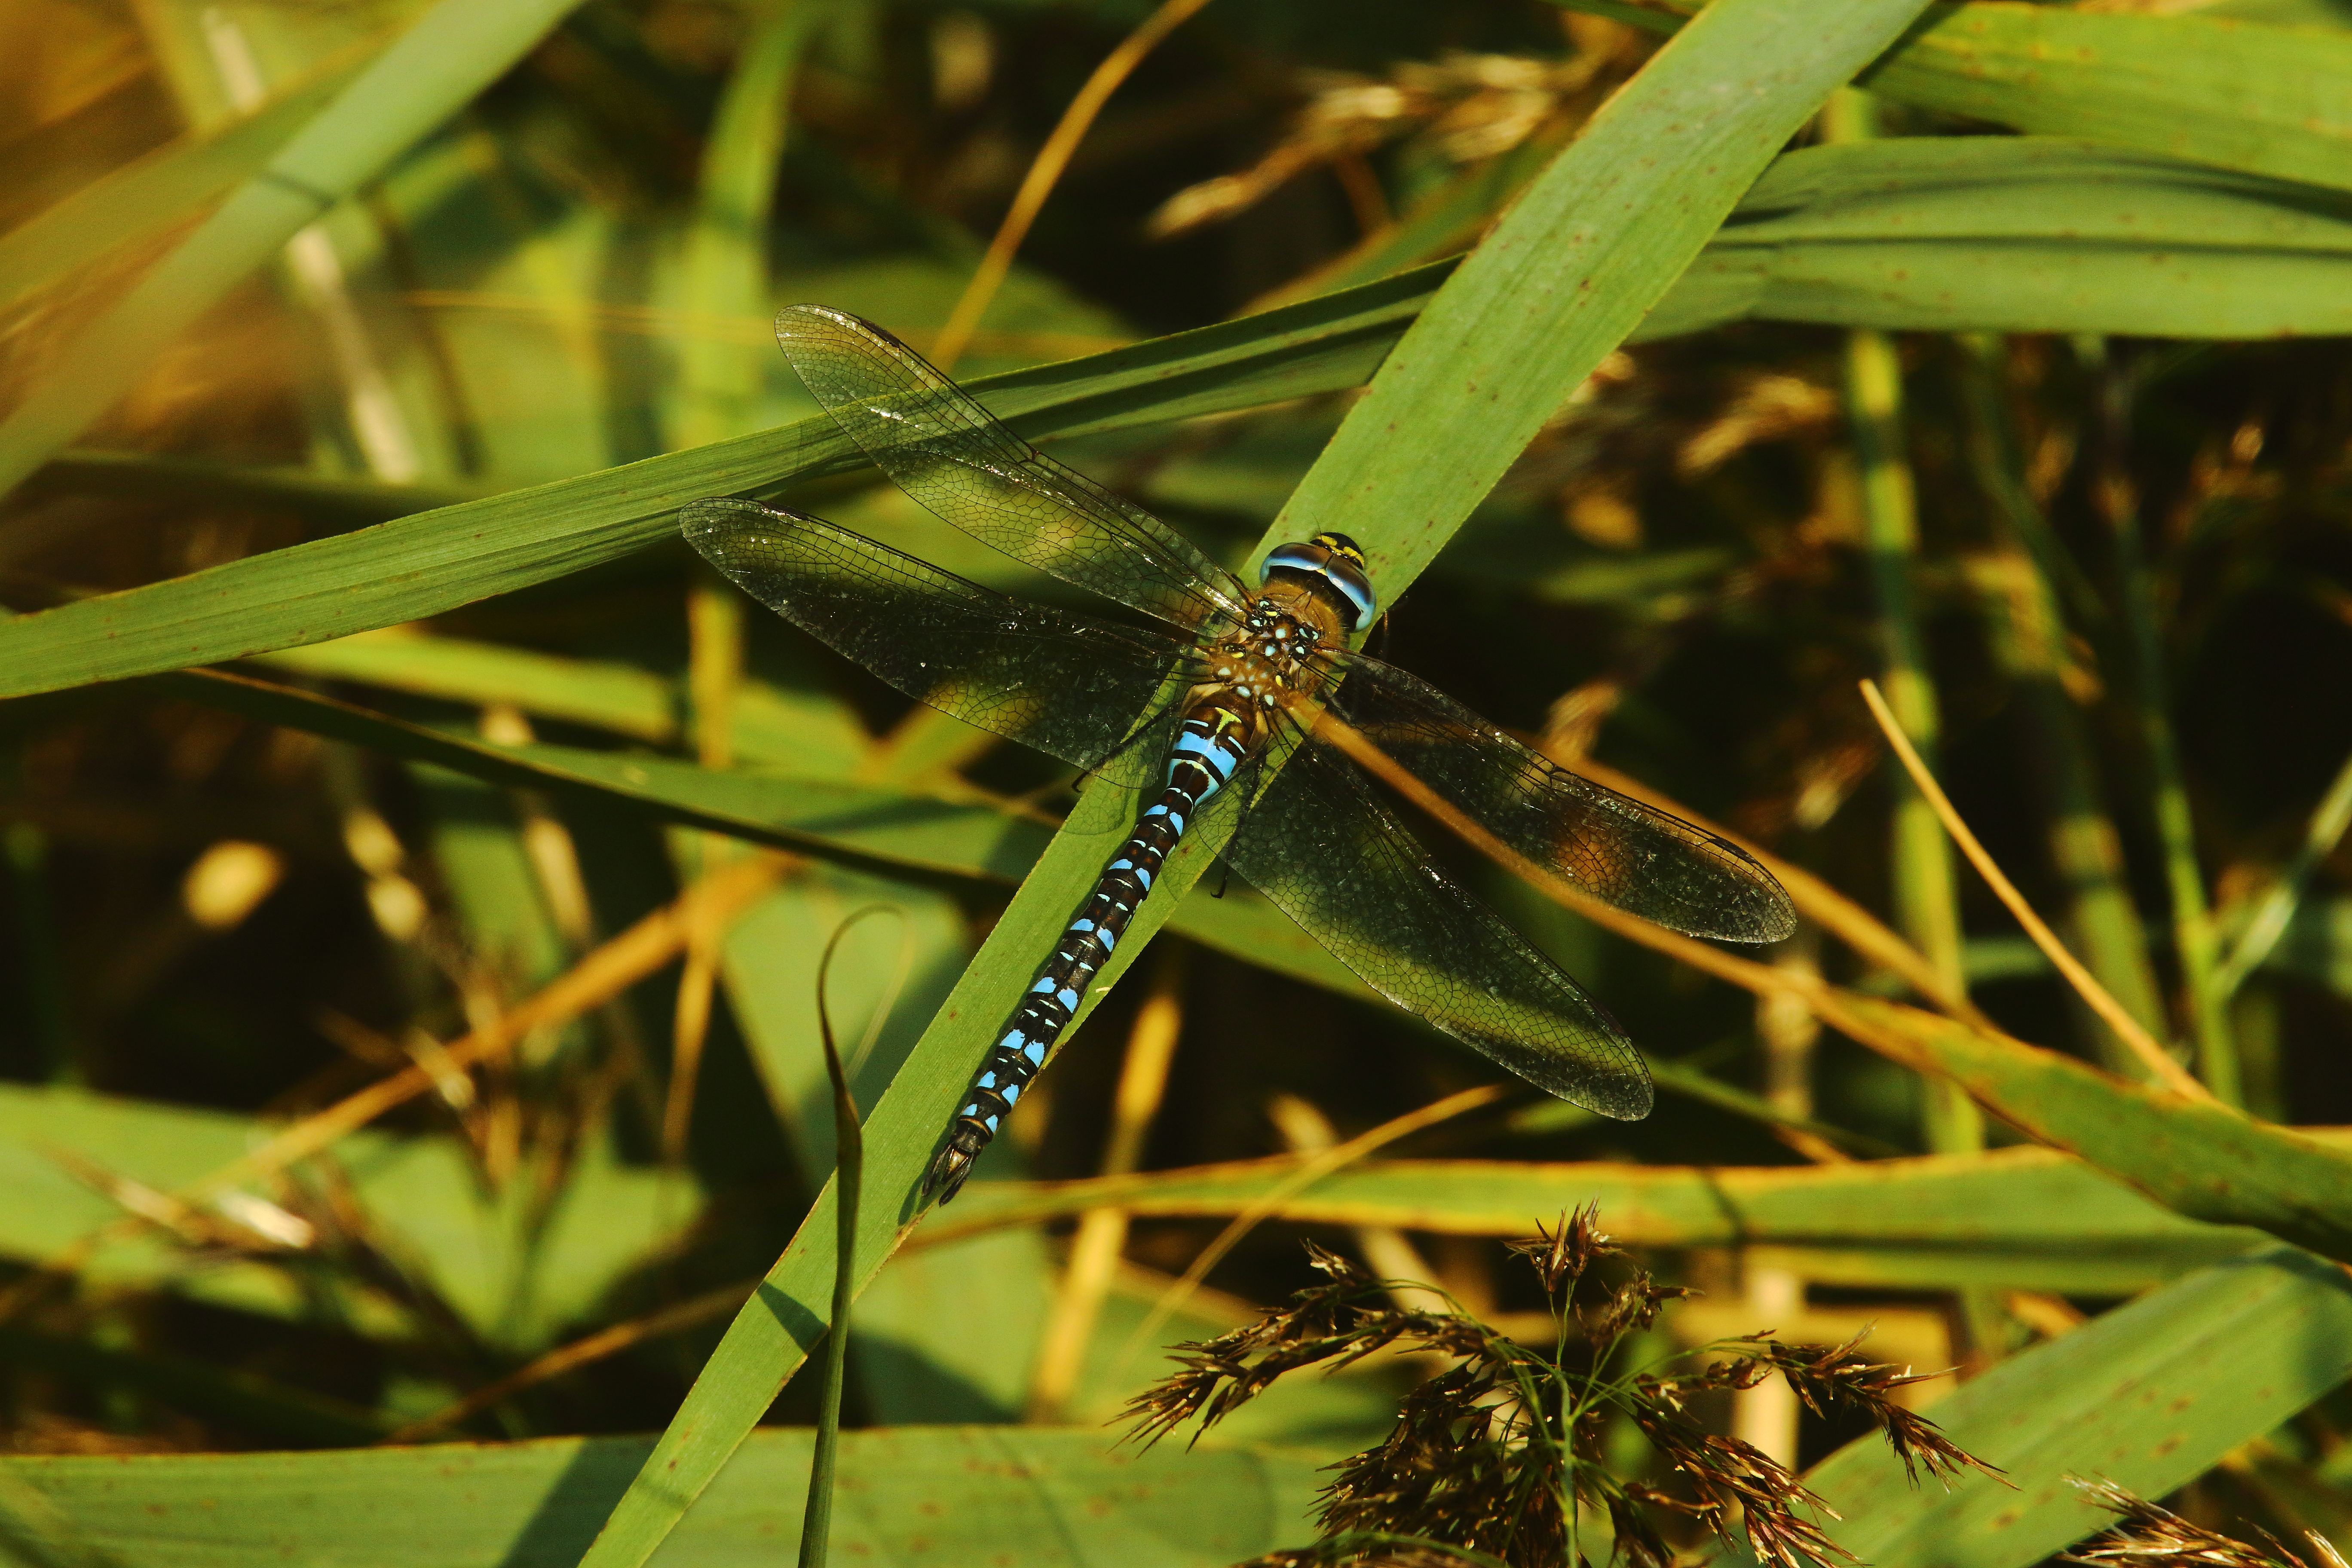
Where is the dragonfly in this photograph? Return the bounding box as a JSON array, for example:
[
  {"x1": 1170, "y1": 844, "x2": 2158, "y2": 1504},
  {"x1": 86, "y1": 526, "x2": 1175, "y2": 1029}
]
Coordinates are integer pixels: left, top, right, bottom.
[{"x1": 684, "y1": 306, "x2": 1796, "y2": 1202}]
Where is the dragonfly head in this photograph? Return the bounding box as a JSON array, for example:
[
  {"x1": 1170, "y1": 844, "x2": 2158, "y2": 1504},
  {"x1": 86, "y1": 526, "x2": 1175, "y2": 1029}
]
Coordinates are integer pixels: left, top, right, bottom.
[{"x1": 1261, "y1": 532, "x2": 1377, "y2": 634}]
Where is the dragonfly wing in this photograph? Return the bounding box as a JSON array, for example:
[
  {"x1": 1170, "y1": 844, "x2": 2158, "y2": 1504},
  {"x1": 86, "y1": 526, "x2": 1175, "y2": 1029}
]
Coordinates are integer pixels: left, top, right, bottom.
[
  {"x1": 775, "y1": 305, "x2": 1250, "y2": 633},
  {"x1": 685, "y1": 498, "x2": 1189, "y2": 781},
  {"x1": 1329, "y1": 656, "x2": 1797, "y2": 943},
  {"x1": 1225, "y1": 742, "x2": 1653, "y2": 1119}
]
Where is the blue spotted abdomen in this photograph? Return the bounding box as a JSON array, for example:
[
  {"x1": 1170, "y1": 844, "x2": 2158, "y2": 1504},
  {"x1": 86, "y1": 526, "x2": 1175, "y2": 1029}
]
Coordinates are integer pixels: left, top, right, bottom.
[{"x1": 923, "y1": 705, "x2": 1251, "y2": 1201}]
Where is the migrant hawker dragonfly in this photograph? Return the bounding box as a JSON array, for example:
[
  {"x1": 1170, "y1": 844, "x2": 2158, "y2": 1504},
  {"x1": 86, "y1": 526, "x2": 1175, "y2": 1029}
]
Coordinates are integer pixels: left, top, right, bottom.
[{"x1": 684, "y1": 306, "x2": 1796, "y2": 1201}]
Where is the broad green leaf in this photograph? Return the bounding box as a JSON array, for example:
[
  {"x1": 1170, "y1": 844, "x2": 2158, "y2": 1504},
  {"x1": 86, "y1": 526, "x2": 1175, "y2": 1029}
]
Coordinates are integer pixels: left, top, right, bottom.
[
  {"x1": 1642, "y1": 138, "x2": 2352, "y2": 340},
  {"x1": 0, "y1": 0, "x2": 593, "y2": 499},
  {"x1": 1836, "y1": 994, "x2": 2352, "y2": 1264},
  {"x1": 371, "y1": 132, "x2": 649, "y2": 483},
  {"x1": 723, "y1": 871, "x2": 971, "y2": 1187},
  {"x1": 1862, "y1": 4, "x2": 2352, "y2": 195},
  {"x1": 573, "y1": 4, "x2": 1939, "y2": 1562},
  {"x1": 1732, "y1": 1246, "x2": 2352, "y2": 1568},
  {"x1": 928, "y1": 1146, "x2": 2266, "y2": 1295},
  {"x1": 2210, "y1": 0, "x2": 2351, "y2": 22},
  {"x1": 0, "y1": 1428, "x2": 1322, "y2": 1567}
]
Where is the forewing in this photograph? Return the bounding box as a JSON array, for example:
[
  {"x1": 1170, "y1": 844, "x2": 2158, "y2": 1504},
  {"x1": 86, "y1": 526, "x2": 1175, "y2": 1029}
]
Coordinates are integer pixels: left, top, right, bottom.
[
  {"x1": 775, "y1": 305, "x2": 1248, "y2": 633},
  {"x1": 1225, "y1": 743, "x2": 1653, "y2": 1119},
  {"x1": 1330, "y1": 657, "x2": 1796, "y2": 943},
  {"x1": 684, "y1": 498, "x2": 1187, "y2": 781}
]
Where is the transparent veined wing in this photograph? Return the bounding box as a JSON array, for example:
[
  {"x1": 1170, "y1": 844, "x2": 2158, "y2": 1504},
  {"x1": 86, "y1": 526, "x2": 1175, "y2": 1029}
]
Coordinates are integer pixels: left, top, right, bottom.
[
  {"x1": 1328, "y1": 655, "x2": 1796, "y2": 943},
  {"x1": 1224, "y1": 742, "x2": 1653, "y2": 1119},
  {"x1": 684, "y1": 498, "x2": 1188, "y2": 784},
  {"x1": 775, "y1": 305, "x2": 1250, "y2": 634}
]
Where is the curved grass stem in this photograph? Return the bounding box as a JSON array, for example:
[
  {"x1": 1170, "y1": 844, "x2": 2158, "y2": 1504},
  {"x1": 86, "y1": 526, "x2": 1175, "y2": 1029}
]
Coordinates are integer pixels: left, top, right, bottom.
[{"x1": 1859, "y1": 680, "x2": 2212, "y2": 1102}]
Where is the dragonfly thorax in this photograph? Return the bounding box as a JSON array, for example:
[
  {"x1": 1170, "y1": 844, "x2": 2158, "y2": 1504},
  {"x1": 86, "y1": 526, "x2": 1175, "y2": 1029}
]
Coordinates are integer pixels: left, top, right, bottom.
[{"x1": 1195, "y1": 599, "x2": 1337, "y2": 718}]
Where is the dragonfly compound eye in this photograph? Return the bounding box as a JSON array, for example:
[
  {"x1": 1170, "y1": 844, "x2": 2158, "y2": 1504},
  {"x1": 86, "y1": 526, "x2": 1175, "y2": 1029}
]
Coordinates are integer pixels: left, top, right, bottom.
[{"x1": 1260, "y1": 538, "x2": 1378, "y2": 632}]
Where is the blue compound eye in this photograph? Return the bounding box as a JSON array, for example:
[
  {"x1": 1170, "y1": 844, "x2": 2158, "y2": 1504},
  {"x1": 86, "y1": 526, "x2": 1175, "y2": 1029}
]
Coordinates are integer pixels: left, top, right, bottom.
[{"x1": 1261, "y1": 539, "x2": 1378, "y2": 632}]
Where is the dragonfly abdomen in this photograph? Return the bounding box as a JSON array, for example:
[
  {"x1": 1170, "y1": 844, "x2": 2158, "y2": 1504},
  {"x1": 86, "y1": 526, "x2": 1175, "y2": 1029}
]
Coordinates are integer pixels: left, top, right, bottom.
[{"x1": 924, "y1": 704, "x2": 1252, "y2": 1202}]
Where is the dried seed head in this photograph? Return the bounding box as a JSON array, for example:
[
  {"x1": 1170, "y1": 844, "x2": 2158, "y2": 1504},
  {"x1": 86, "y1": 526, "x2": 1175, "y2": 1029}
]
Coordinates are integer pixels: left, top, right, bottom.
[
  {"x1": 1508, "y1": 1204, "x2": 1618, "y2": 1294},
  {"x1": 2063, "y1": 1478, "x2": 2320, "y2": 1568},
  {"x1": 1736, "y1": 1333, "x2": 2001, "y2": 1488}
]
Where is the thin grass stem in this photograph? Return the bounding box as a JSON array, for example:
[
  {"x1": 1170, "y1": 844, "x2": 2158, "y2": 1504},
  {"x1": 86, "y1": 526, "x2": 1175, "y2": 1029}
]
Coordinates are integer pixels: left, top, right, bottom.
[
  {"x1": 1824, "y1": 88, "x2": 1980, "y2": 1157},
  {"x1": 1563, "y1": 754, "x2": 1996, "y2": 1032},
  {"x1": 1956, "y1": 335, "x2": 2172, "y2": 1082},
  {"x1": 674, "y1": 0, "x2": 827, "y2": 451},
  {"x1": 665, "y1": 565, "x2": 749, "y2": 1163},
  {"x1": 1859, "y1": 680, "x2": 2212, "y2": 1102},
  {"x1": 1, "y1": 817, "x2": 72, "y2": 1083},
  {"x1": 2217, "y1": 741, "x2": 2352, "y2": 996},
  {"x1": 1112, "y1": 1081, "x2": 1506, "y2": 1382},
  {"x1": 2090, "y1": 345, "x2": 2239, "y2": 1100},
  {"x1": 928, "y1": 0, "x2": 1215, "y2": 372},
  {"x1": 799, "y1": 910, "x2": 876, "y2": 1568},
  {"x1": 388, "y1": 1280, "x2": 757, "y2": 1441},
  {"x1": 1301, "y1": 699, "x2": 2147, "y2": 1110}
]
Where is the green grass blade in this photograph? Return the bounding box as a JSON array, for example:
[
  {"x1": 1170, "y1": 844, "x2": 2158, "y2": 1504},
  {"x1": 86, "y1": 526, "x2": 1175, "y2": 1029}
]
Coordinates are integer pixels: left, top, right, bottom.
[
  {"x1": 1747, "y1": 1246, "x2": 2352, "y2": 1568},
  {"x1": 1553, "y1": 1, "x2": 2352, "y2": 194},
  {"x1": 798, "y1": 918, "x2": 864, "y2": 1568},
  {"x1": 1840, "y1": 994, "x2": 2352, "y2": 1262},
  {"x1": 2217, "y1": 742, "x2": 2352, "y2": 995},
  {"x1": 254, "y1": 605, "x2": 864, "y2": 771},
  {"x1": 8, "y1": 136, "x2": 2348, "y2": 703},
  {"x1": 1957, "y1": 338, "x2": 2172, "y2": 1078},
  {"x1": 1269, "y1": 0, "x2": 1936, "y2": 585},
  {"x1": 0, "y1": 267, "x2": 1445, "y2": 699},
  {"x1": 251, "y1": 632, "x2": 681, "y2": 743},
  {"x1": 26, "y1": 449, "x2": 483, "y2": 524},
  {"x1": 674, "y1": 1, "x2": 831, "y2": 451},
  {"x1": 1831, "y1": 114, "x2": 1980, "y2": 1153},
  {"x1": 0, "y1": 40, "x2": 380, "y2": 312},
  {"x1": 1863, "y1": 5, "x2": 2352, "y2": 194},
  {"x1": 930, "y1": 1145, "x2": 2270, "y2": 1290},
  {"x1": 0, "y1": 0, "x2": 591, "y2": 501},
  {"x1": 2089, "y1": 350, "x2": 2238, "y2": 1096},
  {"x1": 1643, "y1": 138, "x2": 2352, "y2": 341},
  {"x1": 576, "y1": 760, "x2": 1213, "y2": 1566},
  {"x1": 572, "y1": 4, "x2": 1936, "y2": 1562},
  {"x1": 148, "y1": 670, "x2": 1054, "y2": 883},
  {"x1": 0, "y1": 1429, "x2": 1322, "y2": 1565},
  {"x1": 1155, "y1": 753, "x2": 2352, "y2": 1272}
]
